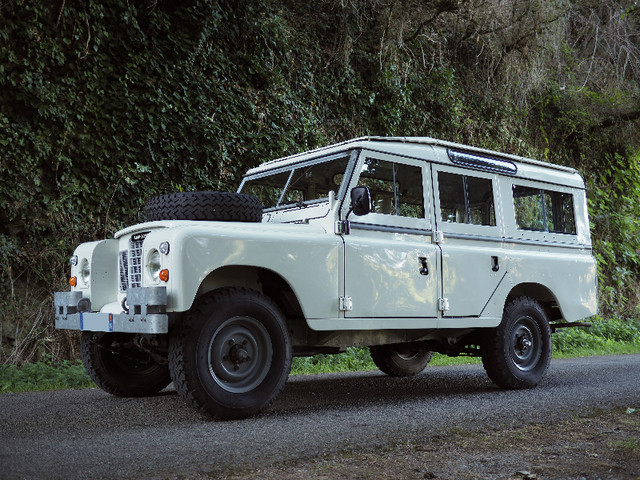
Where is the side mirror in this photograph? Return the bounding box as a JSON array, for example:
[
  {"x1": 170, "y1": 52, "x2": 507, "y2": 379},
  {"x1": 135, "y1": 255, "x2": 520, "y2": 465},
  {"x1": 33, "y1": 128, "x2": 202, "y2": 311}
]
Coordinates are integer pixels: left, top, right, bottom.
[{"x1": 350, "y1": 186, "x2": 372, "y2": 216}]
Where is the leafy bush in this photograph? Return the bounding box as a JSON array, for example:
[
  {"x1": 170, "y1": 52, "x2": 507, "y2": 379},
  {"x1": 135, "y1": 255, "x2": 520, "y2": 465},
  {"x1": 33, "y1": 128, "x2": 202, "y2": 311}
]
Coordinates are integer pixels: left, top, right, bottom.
[
  {"x1": 0, "y1": 355, "x2": 92, "y2": 393},
  {"x1": 553, "y1": 317, "x2": 640, "y2": 353},
  {"x1": 588, "y1": 317, "x2": 640, "y2": 343}
]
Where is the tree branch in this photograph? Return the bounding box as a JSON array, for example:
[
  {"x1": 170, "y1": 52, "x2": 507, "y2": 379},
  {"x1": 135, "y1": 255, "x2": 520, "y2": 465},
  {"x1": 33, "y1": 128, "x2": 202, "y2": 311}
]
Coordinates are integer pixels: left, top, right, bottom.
[
  {"x1": 589, "y1": 105, "x2": 640, "y2": 132},
  {"x1": 407, "y1": 0, "x2": 459, "y2": 43}
]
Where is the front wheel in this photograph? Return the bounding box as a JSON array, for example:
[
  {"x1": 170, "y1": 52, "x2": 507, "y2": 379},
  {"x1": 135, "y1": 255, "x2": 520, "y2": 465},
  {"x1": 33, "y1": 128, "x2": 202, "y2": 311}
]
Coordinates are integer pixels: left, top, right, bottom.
[
  {"x1": 369, "y1": 344, "x2": 433, "y2": 377},
  {"x1": 81, "y1": 332, "x2": 171, "y2": 397},
  {"x1": 169, "y1": 288, "x2": 292, "y2": 420},
  {"x1": 482, "y1": 296, "x2": 552, "y2": 389}
]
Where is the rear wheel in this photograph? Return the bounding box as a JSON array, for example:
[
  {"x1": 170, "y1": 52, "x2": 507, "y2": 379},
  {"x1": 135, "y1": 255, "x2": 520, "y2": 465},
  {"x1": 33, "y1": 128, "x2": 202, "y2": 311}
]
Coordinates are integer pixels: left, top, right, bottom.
[
  {"x1": 482, "y1": 296, "x2": 552, "y2": 389},
  {"x1": 81, "y1": 332, "x2": 171, "y2": 397},
  {"x1": 169, "y1": 288, "x2": 292, "y2": 420},
  {"x1": 369, "y1": 344, "x2": 433, "y2": 377}
]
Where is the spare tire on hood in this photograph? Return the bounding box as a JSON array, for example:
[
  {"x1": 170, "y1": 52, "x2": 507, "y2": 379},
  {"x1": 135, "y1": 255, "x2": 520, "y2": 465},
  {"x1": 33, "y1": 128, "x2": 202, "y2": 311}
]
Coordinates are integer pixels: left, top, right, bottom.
[{"x1": 145, "y1": 192, "x2": 263, "y2": 222}]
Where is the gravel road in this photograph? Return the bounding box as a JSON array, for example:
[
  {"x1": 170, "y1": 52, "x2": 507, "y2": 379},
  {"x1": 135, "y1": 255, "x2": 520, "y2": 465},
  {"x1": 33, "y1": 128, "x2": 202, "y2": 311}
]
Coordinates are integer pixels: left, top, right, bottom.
[{"x1": 1, "y1": 354, "x2": 639, "y2": 479}]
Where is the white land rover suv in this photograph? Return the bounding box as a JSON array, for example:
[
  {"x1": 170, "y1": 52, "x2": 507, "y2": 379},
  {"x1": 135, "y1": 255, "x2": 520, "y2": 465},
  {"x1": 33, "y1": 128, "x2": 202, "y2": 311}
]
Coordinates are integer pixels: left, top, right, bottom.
[{"x1": 55, "y1": 137, "x2": 597, "y2": 419}]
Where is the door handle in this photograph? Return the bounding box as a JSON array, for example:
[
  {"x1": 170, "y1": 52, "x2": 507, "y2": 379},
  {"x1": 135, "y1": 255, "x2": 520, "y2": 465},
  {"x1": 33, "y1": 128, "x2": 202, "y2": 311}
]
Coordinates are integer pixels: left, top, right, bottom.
[
  {"x1": 491, "y1": 256, "x2": 500, "y2": 272},
  {"x1": 419, "y1": 257, "x2": 429, "y2": 275}
]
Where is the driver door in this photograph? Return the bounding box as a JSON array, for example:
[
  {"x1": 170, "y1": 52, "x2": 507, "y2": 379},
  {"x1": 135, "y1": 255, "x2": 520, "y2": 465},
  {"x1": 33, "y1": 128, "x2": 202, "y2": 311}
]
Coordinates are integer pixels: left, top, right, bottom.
[{"x1": 342, "y1": 151, "x2": 439, "y2": 320}]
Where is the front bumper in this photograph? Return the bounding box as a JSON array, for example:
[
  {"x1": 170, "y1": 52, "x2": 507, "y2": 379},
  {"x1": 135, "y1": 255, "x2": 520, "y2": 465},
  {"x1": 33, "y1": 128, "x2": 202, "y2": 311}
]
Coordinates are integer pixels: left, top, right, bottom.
[{"x1": 54, "y1": 287, "x2": 168, "y2": 334}]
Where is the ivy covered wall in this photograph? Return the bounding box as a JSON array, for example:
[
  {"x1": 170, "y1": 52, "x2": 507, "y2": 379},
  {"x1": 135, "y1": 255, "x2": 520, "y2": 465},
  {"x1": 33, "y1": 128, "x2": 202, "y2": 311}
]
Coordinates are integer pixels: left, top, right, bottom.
[{"x1": 1, "y1": 0, "x2": 639, "y2": 362}]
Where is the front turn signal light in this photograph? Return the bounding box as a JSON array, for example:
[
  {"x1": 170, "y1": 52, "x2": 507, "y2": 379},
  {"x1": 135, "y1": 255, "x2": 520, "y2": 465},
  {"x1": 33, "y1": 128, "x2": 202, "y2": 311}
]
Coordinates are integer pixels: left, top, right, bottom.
[
  {"x1": 159, "y1": 269, "x2": 169, "y2": 282},
  {"x1": 69, "y1": 276, "x2": 77, "y2": 287}
]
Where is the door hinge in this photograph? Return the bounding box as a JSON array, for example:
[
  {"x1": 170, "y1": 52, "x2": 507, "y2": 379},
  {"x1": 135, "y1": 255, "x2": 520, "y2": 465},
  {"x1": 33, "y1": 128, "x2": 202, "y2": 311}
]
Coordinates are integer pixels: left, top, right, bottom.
[
  {"x1": 335, "y1": 220, "x2": 350, "y2": 235},
  {"x1": 339, "y1": 296, "x2": 353, "y2": 311},
  {"x1": 433, "y1": 231, "x2": 444, "y2": 244},
  {"x1": 439, "y1": 297, "x2": 450, "y2": 313}
]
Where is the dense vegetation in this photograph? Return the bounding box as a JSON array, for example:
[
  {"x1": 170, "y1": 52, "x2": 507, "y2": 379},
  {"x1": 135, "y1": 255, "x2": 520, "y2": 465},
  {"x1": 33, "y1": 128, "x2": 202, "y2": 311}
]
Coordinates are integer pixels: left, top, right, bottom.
[{"x1": 1, "y1": 0, "x2": 639, "y2": 364}]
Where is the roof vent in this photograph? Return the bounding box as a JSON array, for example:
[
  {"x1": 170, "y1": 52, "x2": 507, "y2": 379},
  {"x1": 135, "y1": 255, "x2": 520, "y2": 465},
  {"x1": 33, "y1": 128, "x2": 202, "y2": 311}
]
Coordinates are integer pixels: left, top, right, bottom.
[{"x1": 447, "y1": 149, "x2": 518, "y2": 175}]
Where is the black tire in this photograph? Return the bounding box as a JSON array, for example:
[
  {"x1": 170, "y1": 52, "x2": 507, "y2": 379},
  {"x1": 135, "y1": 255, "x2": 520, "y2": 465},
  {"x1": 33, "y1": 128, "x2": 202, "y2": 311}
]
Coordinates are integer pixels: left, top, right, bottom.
[
  {"x1": 482, "y1": 296, "x2": 552, "y2": 389},
  {"x1": 145, "y1": 192, "x2": 263, "y2": 222},
  {"x1": 369, "y1": 344, "x2": 433, "y2": 377},
  {"x1": 168, "y1": 288, "x2": 292, "y2": 420},
  {"x1": 80, "y1": 332, "x2": 171, "y2": 397}
]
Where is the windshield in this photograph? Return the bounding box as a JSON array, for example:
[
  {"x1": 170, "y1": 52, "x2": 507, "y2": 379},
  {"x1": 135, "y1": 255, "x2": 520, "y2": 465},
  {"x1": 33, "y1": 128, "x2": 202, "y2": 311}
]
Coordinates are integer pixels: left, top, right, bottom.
[{"x1": 240, "y1": 153, "x2": 352, "y2": 210}]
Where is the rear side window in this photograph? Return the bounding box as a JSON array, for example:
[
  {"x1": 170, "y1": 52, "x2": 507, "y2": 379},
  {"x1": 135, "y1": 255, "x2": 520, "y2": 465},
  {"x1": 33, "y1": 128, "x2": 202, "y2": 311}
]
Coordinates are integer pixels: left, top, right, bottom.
[
  {"x1": 513, "y1": 185, "x2": 576, "y2": 234},
  {"x1": 438, "y1": 172, "x2": 496, "y2": 226}
]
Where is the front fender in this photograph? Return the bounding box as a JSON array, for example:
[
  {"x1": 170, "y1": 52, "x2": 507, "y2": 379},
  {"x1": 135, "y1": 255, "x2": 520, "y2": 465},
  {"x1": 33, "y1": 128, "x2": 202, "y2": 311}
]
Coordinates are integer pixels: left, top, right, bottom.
[{"x1": 149, "y1": 222, "x2": 341, "y2": 319}]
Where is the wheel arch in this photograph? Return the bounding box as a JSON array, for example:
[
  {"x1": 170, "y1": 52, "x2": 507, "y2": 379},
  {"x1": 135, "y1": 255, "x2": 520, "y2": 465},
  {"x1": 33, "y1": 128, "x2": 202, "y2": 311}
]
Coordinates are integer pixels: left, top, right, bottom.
[
  {"x1": 506, "y1": 282, "x2": 562, "y2": 322},
  {"x1": 195, "y1": 265, "x2": 306, "y2": 324}
]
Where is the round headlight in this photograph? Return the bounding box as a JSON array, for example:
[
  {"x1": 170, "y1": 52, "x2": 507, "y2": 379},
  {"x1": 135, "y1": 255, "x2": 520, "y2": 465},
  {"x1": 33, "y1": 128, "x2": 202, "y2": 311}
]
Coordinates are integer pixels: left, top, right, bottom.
[
  {"x1": 79, "y1": 258, "x2": 90, "y2": 286},
  {"x1": 148, "y1": 249, "x2": 162, "y2": 282}
]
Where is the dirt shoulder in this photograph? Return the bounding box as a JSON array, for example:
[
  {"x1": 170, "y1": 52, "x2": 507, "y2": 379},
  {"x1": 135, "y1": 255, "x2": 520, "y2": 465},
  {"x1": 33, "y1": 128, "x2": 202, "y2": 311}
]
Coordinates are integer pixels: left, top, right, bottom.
[{"x1": 223, "y1": 408, "x2": 640, "y2": 480}]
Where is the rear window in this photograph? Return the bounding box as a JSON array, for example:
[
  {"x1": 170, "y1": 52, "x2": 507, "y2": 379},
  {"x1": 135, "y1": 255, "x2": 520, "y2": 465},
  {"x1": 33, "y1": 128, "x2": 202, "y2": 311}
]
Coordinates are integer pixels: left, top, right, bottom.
[
  {"x1": 513, "y1": 185, "x2": 576, "y2": 234},
  {"x1": 438, "y1": 172, "x2": 496, "y2": 226}
]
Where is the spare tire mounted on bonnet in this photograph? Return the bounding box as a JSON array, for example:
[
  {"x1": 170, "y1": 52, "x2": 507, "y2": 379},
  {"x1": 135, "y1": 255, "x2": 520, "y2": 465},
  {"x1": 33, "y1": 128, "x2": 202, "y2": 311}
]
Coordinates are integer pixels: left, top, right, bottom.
[{"x1": 145, "y1": 192, "x2": 263, "y2": 222}]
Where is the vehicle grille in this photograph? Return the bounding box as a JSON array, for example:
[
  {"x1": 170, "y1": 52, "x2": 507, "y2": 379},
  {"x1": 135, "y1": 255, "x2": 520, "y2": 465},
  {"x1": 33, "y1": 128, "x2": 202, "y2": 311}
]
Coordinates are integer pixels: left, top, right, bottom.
[
  {"x1": 119, "y1": 232, "x2": 148, "y2": 292},
  {"x1": 118, "y1": 251, "x2": 129, "y2": 292},
  {"x1": 128, "y1": 236, "x2": 144, "y2": 288}
]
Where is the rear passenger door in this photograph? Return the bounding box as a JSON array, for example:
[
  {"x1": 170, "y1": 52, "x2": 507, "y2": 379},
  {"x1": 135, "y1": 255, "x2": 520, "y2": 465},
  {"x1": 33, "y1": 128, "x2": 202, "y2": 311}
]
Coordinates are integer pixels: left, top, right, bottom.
[{"x1": 432, "y1": 164, "x2": 507, "y2": 317}]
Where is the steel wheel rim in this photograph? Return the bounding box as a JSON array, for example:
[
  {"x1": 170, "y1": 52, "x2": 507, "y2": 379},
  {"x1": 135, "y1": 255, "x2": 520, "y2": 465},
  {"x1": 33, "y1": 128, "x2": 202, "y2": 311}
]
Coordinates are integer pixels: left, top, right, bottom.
[
  {"x1": 208, "y1": 316, "x2": 273, "y2": 393},
  {"x1": 395, "y1": 348, "x2": 423, "y2": 361},
  {"x1": 509, "y1": 316, "x2": 542, "y2": 372}
]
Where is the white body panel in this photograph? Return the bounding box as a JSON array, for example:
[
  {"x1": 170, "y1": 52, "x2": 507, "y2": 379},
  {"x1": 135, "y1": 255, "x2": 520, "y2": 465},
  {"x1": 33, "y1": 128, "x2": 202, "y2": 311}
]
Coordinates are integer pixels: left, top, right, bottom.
[
  {"x1": 161, "y1": 222, "x2": 341, "y2": 318},
  {"x1": 343, "y1": 228, "x2": 439, "y2": 318}
]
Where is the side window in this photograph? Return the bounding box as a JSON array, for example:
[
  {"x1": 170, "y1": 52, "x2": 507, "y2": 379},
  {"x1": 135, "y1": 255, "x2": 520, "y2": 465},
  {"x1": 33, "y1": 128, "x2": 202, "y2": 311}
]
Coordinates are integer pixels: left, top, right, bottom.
[
  {"x1": 357, "y1": 158, "x2": 425, "y2": 218},
  {"x1": 513, "y1": 185, "x2": 576, "y2": 234},
  {"x1": 438, "y1": 172, "x2": 495, "y2": 226}
]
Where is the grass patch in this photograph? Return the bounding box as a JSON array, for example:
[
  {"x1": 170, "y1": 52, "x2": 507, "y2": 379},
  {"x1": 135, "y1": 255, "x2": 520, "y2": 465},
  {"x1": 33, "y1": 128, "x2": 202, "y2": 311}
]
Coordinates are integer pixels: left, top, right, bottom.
[
  {"x1": 291, "y1": 347, "x2": 376, "y2": 375},
  {"x1": 553, "y1": 316, "x2": 640, "y2": 356},
  {"x1": 552, "y1": 342, "x2": 640, "y2": 358},
  {"x1": 290, "y1": 348, "x2": 482, "y2": 376},
  {"x1": 0, "y1": 356, "x2": 93, "y2": 393},
  {"x1": 1, "y1": 317, "x2": 639, "y2": 393}
]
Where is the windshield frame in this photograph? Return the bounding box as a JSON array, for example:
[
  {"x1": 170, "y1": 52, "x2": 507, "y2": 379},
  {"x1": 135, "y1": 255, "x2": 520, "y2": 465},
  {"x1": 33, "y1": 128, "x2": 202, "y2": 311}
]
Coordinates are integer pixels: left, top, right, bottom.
[{"x1": 238, "y1": 149, "x2": 359, "y2": 213}]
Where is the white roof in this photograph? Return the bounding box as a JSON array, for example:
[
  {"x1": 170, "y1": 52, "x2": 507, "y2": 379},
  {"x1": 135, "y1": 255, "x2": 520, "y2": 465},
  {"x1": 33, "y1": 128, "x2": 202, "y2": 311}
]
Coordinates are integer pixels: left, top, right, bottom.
[{"x1": 245, "y1": 137, "x2": 583, "y2": 187}]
